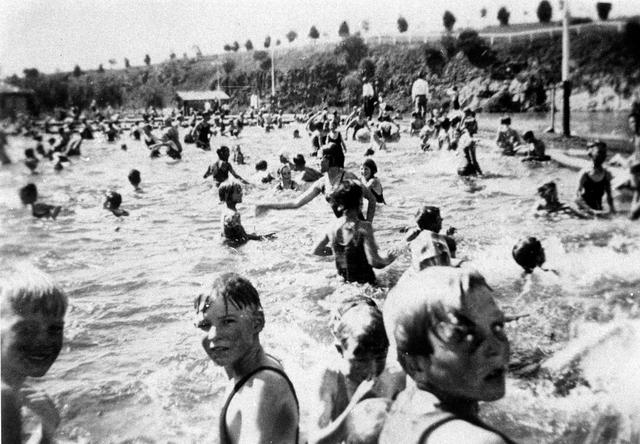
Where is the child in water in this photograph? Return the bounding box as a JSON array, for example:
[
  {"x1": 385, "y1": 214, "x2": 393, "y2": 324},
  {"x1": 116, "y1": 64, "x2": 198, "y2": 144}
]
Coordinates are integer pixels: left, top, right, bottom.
[
  {"x1": 313, "y1": 180, "x2": 396, "y2": 285},
  {"x1": 308, "y1": 297, "x2": 404, "y2": 444},
  {"x1": 24, "y1": 148, "x2": 39, "y2": 174},
  {"x1": 576, "y1": 140, "x2": 616, "y2": 216},
  {"x1": 457, "y1": 116, "x2": 483, "y2": 176},
  {"x1": 219, "y1": 181, "x2": 273, "y2": 244},
  {"x1": 254, "y1": 160, "x2": 275, "y2": 184},
  {"x1": 203, "y1": 145, "x2": 249, "y2": 187},
  {"x1": 495, "y1": 116, "x2": 522, "y2": 156},
  {"x1": 360, "y1": 159, "x2": 385, "y2": 204},
  {"x1": 512, "y1": 237, "x2": 546, "y2": 274},
  {"x1": 533, "y1": 181, "x2": 588, "y2": 219},
  {"x1": 274, "y1": 164, "x2": 299, "y2": 191},
  {"x1": 404, "y1": 206, "x2": 456, "y2": 270},
  {"x1": 128, "y1": 169, "x2": 142, "y2": 191},
  {"x1": 103, "y1": 191, "x2": 129, "y2": 217},
  {"x1": 19, "y1": 184, "x2": 62, "y2": 219},
  {"x1": 1, "y1": 265, "x2": 68, "y2": 443},
  {"x1": 521, "y1": 131, "x2": 550, "y2": 161},
  {"x1": 629, "y1": 162, "x2": 640, "y2": 220}
]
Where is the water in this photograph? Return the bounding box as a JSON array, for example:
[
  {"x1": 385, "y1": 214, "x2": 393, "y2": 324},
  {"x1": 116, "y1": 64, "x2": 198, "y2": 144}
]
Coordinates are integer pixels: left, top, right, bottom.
[{"x1": 1, "y1": 118, "x2": 639, "y2": 443}]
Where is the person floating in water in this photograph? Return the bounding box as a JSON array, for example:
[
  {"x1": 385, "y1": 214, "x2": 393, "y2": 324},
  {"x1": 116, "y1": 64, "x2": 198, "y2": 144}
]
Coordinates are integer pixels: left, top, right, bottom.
[
  {"x1": 194, "y1": 273, "x2": 299, "y2": 444},
  {"x1": 533, "y1": 181, "x2": 589, "y2": 219},
  {"x1": 19, "y1": 184, "x2": 62, "y2": 219},
  {"x1": 495, "y1": 116, "x2": 522, "y2": 156},
  {"x1": 404, "y1": 205, "x2": 457, "y2": 270},
  {"x1": 203, "y1": 146, "x2": 250, "y2": 187},
  {"x1": 103, "y1": 191, "x2": 129, "y2": 217},
  {"x1": 308, "y1": 297, "x2": 404, "y2": 444},
  {"x1": 575, "y1": 140, "x2": 616, "y2": 216},
  {"x1": 1, "y1": 265, "x2": 68, "y2": 444},
  {"x1": 380, "y1": 267, "x2": 515, "y2": 444},
  {"x1": 360, "y1": 159, "x2": 385, "y2": 204},
  {"x1": 512, "y1": 237, "x2": 546, "y2": 274},
  {"x1": 313, "y1": 180, "x2": 396, "y2": 285},
  {"x1": 218, "y1": 181, "x2": 273, "y2": 244},
  {"x1": 128, "y1": 169, "x2": 142, "y2": 191}
]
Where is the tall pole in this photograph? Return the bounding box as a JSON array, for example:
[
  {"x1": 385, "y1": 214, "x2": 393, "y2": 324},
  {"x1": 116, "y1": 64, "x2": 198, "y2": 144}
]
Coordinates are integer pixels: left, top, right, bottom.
[
  {"x1": 561, "y1": 0, "x2": 571, "y2": 136},
  {"x1": 271, "y1": 45, "x2": 276, "y2": 97}
]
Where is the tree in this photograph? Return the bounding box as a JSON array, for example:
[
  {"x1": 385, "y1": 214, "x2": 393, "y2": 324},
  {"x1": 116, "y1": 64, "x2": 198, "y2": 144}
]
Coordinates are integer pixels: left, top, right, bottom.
[
  {"x1": 253, "y1": 50, "x2": 269, "y2": 62},
  {"x1": 596, "y1": 3, "x2": 612, "y2": 21},
  {"x1": 480, "y1": 7, "x2": 487, "y2": 18},
  {"x1": 73, "y1": 65, "x2": 83, "y2": 77},
  {"x1": 144, "y1": 54, "x2": 150, "y2": 66},
  {"x1": 424, "y1": 46, "x2": 446, "y2": 74},
  {"x1": 245, "y1": 39, "x2": 254, "y2": 51},
  {"x1": 334, "y1": 35, "x2": 368, "y2": 70},
  {"x1": 124, "y1": 58, "x2": 130, "y2": 68},
  {"x1": 359, "y1": 57, "x2": 376, "y2": 79},
  {"x1": 458, "y1": 30, "x2": 495, "y2": 68},
  {"x1": 397, "y1": 16, "x2": 408, "y2": 33},
  {"x1": 497, "y1": 6, "x2": 510, "y2": 26},
  {"x1": 360, "y1": 20, "x2": 370, "y2": 33},
  {"x1": 169, "y1": 52, "x2": 176, "y2": 60},
  {"x1": 286, "y1": 30, "x2": 298, "y2": 43},
  {"x1": 309, "y1": 25, "x2": 320, "y2": 40},
  {"x1": 338, "y1": 21, "x2": 350, "y2": 38},
  {"x1": 232, "y1": 41, "x2": 240, "y2": 52},
  {"x1": 443, "y1": 11, "x2": 456, "y2": 32},
  {"x1": 264, "y1": 36, "x2": 271, "y2": 48},
  {"x1": 537, "y1": 1, "x2": 552, "y2": 23},
  {"x1": 222, "y1": 58, "x2": 236, "y2": 76},
  {"x1": 97, "y1": 64, "x2": 105, "y2": 73}
]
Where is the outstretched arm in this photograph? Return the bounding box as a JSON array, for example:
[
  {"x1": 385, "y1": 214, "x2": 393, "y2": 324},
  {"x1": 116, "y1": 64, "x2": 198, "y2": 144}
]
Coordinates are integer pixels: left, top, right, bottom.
[
  {"x1": 228, "y1": 164, "x2": 250, "y2": 184},
  {"x1": 313, "y1": 234, "x2": 332, "y2": 256},
  {"x1": 362, "y1": 223, "x2": 396, "y2": 268},
  {"x1": 605, "y1": 176, "x2": 616, "y2": 214},
  {"x1": 256, "y1": 183, "x2": 321, "y2": 214}
]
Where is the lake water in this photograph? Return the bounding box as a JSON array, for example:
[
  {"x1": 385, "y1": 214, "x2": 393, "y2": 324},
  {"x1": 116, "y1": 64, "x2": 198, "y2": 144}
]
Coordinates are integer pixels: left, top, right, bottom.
[{"x1": 1, "y1": 117, "x2": 639, "y2": 443}]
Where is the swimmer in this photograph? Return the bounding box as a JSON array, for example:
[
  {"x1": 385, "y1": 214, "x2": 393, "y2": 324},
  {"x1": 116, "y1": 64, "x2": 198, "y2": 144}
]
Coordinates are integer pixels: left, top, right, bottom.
[
  {"x1": 409, "y1": 112, "x2": 425, "y2": 136},
  {"x1": 291, "y1": 154, "x2": 322, "y2": 183},
  {"x1": 128, "y1": 169, "x2": 142, "y2": 191},
  {"x1": 194, "y1": 273, "x2": 299, "y2": 444},
  {"x1": 103, "y1": 191, "x2": 129, "y2": 217},
  {"x1": 19, "y1": 184, "x2": 62, "y2": 220},
  {"x1": 203, "y1": 146, "x2": 249, "y2": 187},
  {"x1": 360, "y1": 159, "x2": 385, "y2": 204},
  {"x1": 404, "y1": 206, "x2": 457, "y2": 270},
  {"x1": 219, "y1": 181, "x2": 273, "y2": 244},
  {"x1": 233, "y1": 145, "x2": 245, "y2": 165},
  {"x1": 325, "y1": 119, "x2": 347, "y2": 164},
  {"x1": 313, "y1": 180, "x2": 395, "y2": 285},
  {"x1": 24, "y1": 148, "x2": 39, "y2": 174},
  {"x1": 380, "y1": 267, "x2": 515, "y2": 444},
  {"x1": 293, "y1": 129, "x2": 301, "y2": 139},
  {"x1": 533, "y1": 181, "x2": 589, "y2": 219},
  {"x1": 521, "y1": 131, "x2": 550, "y2": 161},
  {"x1": 419, "y1": 118, "x2": 437, "y2": 151},
  {"x1": 275, "y1": 164, "x2": 299, "y2": 192},
  {"x1": 159, "y1": 117, "x2": 182, "y2": 160},
  {"x1": 193, "y1": 114, "x2": 212, "y2": 150},
  {"x1": 457, "y1": 117, "x2": 483, "y2": 176},
  {"x1": 495, "y1": 116, "x2": 522, "y2": 156},
  {"x1": 308, "y1": 297, "x2": 404, "y2": 444},
  {"x1": 575, "y1": 141, "x2": 616, "y2": 216},
  {"x1": 254, "y1": 160, "x2": 275, "y2": 184},
  {"x1": 512, "y1": 237, "x2": 546, "y2": 274},
  {"x1": 1, "y1": 265, "x2": 68, "y2": 443},
  {"x1": 120, "y1": 143, "x2": 127, "y2": 151},
  {"x1": 629, "y1": 162, "x2": 640, "y2": 220}
]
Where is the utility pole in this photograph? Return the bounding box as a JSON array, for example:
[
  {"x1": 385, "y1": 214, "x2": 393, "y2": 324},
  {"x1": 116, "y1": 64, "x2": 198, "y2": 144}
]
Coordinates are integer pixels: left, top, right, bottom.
[
  {"x1": 271, "y1": 45, "x2": 276, "y2": 97},
  {"x1": 561, "y1": 0, "x2": 571, "y2": 136}
]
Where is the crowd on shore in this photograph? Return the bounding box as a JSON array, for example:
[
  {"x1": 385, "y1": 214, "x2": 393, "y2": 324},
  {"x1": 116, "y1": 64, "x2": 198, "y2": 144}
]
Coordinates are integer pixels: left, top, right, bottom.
[{"x1": 2, "y1": 81, "x2": 640, "y2": 443}]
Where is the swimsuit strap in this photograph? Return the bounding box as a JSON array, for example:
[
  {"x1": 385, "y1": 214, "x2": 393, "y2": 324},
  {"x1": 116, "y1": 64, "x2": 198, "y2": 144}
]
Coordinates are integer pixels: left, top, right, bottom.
[{"x1": 417, "y1": 412, "x2": 457, "y2": 443}]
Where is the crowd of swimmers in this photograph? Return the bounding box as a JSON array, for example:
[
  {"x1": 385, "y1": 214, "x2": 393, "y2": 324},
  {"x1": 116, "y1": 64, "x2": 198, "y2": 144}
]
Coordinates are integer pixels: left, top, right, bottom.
[{"x1": 2, "y1": 94, "x2": 640, "y2": 443}]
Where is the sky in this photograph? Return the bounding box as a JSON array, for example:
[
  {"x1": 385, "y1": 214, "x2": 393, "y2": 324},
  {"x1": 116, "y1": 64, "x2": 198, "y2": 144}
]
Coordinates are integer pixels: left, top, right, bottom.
[{"x1": 1, "y1": 0, "x2": 638, "y2": 77}]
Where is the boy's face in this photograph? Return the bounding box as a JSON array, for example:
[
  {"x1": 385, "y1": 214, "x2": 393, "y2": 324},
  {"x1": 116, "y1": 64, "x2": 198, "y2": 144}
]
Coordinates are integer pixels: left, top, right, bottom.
[
  {"x1": 1, "y1": 310, "x2": 64, "y2": 380},
  {"x1": 360, "y1": 165, "x2": 372, "y2": 180},
  {"x1": 422, "y1": 286, "x2": 509, "y2": 402},
  {"x1": 196, "y1": 293, "x2": 260, "y2": 368},
  {"x1": 338, "y1": 332, "x2": 387, "y2": 384},
  {"x1": 219, "y1": 148, "x2": 230, "y2": 161}
]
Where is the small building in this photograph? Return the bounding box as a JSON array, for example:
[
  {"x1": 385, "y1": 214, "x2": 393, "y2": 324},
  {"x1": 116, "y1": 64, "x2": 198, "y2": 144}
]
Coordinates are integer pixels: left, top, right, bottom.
[
  {"x1": 0, "y1": 82, "x2": 34, "y2": 118},
  {"x1": 176, "y1": 89, "x2": 230, "y2": 115}
]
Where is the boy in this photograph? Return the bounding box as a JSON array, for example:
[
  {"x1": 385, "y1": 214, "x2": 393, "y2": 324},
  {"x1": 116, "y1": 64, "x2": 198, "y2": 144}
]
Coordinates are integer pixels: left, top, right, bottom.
[
  {"x1": 128, "y1": 169, "x2": 142, "y2": 191},
  {"x1": 521, "y1": 131, "x2": 549, "y2": 161},
  {"x1": 219, "y1": 181, "x2": 272, "y2": 244},
  {"x1": 404, "y1": 206, "x2": 456, "y2": 270},
  {"x1": 512, "y1": 237, "x2": 546, "y2": 274},
  {"x1": 495, "y1": 116, "x2": 522, "y2": 156},
  {"x1": 533, "y1": 181, "x2": 588, "y2": 219},
  {"x1": 194, "y1": 273, "x2": 299, "y2": 444},
  {"x1": 19, "y1": 184, "x2": 62, "y2": 220},
  {"x1": 576, "y1": 141, "x2": 616, "y2": 216},
  {"x1": 380, "y1": 267, "x2": 515, "y2": 444},
  {"x1": 204, "y1": 146, "x2": 249, "y2": 187},
  {"x1": 2, "y1": 265, "x2": 68, "y2": 443},
  {"x1": 103, "y1": 191, "x2": 130, "y2": 217}
]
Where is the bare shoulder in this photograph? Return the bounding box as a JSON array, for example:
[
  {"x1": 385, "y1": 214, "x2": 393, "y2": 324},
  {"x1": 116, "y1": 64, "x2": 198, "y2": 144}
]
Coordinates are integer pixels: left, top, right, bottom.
[{"x1": 428, "y1": 420, "x2": 508, "y2": 444}]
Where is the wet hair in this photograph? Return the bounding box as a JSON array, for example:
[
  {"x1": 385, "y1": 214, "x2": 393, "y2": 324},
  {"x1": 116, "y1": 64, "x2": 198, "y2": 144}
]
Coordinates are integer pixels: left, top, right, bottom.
[
  {"x1": 321, "y1": 143, "x2": 343, "y2": 168},
  {"x1": 362, "y1": 159, "x2": 378, "y2": 177},
  {"x1": 1, "y1": 264, "x2": 68, "y2": 318},
  {"x1": 218, "y1": 180, "x2": 242, "y2": 203},
  {"x1": 19, "y1": 183, "x2": 38, "y2": 205},
  {"x1": 415, "y1": 206, "x2": 441, "y2": 231},
  {"x1": 36, "y1": 144, "x2": 45, "y2": 156},
  {"x1": 194, "y1": 272, "x2": 262, "y2": 316},
  {"x1": 512, "y1": 237, "x2": 546, "y2": 273},
  {"x1": 24, "y1": 148, "x2": 36, "y2": 159},
  {"x1": 523, "y1": 131, "x2": 535, "y2": 142},
  {"x1": 293, "y1": 154, "x2": 306, "y2": 167},
  {"x1": 216, "y1": 145, "x2": 230, "y2": 158},
  {"x1": 104, "y1": 191, "x2": 122, "y2": 209},
  {"x1": 328, "y1": 180, "x2": 363, "y2": 211},
  {"x1": 293, "y1": 129, "x2": 300, "y2": 138},
  {"x1": 587, "y1": 140, "x2": 607, "y2": 164},
  {"x1": 128, "y1": 169, "x2": 141, "y2": 187},
  {"x1": 48, "y1": 137, "x2": 56, "y2": 145},
  {"x1": 384, "y1": 267, "x2": 494, "y2": 363},
  {"x1": 330, "y1": 296, "x2": 389, "y2": 352},
  {"x1": 537, "y1": 181, "x2": 557, "y2": 196},
  {"x1": 255, "y1": 160, "x2": 268, "y2": 171},
  {"x1": 500, "y1": 116, "x2": 511, "y2": 125}
]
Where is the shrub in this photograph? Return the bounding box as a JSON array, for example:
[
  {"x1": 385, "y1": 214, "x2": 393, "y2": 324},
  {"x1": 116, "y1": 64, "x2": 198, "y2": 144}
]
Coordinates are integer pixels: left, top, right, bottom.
[
  {"x1": 334, "y1": 35, "x2": 368, "y2": 70},
  {"x1": 339, "y1": 21, "x2": 350, "y2": 38},
  {"x1": 397, "y1": 16, "x2": 408, "y2": 33},
  {"x1": 443, "y1": 10, "x2": 456, "y2": 32},
  {"x1": 458, "y1": 30, "x2": 495, "y2": 68},
  {"x1": 497, "y1": 7, "x2": 510, "y2": 26},
  {"x1": 423, "y1": 45, "x2": 446, "y2": 74},
  {"x1": 596, "y1": 3, "x2": 612, "y2": 21}
]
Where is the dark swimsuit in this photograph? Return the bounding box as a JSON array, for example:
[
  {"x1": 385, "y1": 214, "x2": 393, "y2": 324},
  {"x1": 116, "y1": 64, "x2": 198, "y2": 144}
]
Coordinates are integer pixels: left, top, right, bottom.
[
  {"x1": 208, "y1": 161, "x2": 231, "y2": 186},
  {"x1": 332, "y1": 225, "x2": 376, "y2": 285},
  {"x1": 219, "y1": 365, "x2": 299, "y2": 444},
  {"x1": 371, "y1": 188, "x2": 385, "y2": 204},
  {"x1": 581, "y1": 172, "x2": 609, "y2": 211}
]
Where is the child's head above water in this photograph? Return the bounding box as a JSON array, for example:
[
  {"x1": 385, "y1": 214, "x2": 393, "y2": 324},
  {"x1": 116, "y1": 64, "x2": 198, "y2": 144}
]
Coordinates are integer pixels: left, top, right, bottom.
[
  {"x1": 361, "y1": 159, "x2": 378, "y2": 181},
  {"x1": 384, "y1": 266, "x2": 509, "y2": 402},
  {"x1": 537, "y1": 181, "x2": 558, "y2": 203},
  {"x1": 218, "y1": 180, "x2": 243, "y2": 204},
  {"x1": 19, "y1": 183, "x2": 38, "y2": 205},
  {"x1": 415, "y1": 205, "x2": 442, "y2": 233},
  {"x1": 1, "y1": 264, "x2": 68, "y2": 381},
  {"x1": 217, "y1": 145, "x2": 230, "y2": 161},
  {"x1": 255, "y1": 160, "x2": 268, "y2": 171},
  {"x1": 500, "y1": 116, "x2": 511, "y2": 126},
  {"x1": 512, "y1": 237, "x2": 546, "y2": 273},
  {"x1": 330, "y1": 296, "x2": 389, "y2": 381},
  {"x1": 328, "y1": 180, "x2": 363, "y2": 212},
  {"x1": 128, "y1": 169, "x2": 141, "y2": 188},
  {"x1": 587, "y1": 140, "x2": 607, "y2": 165},
  {"x1": 523, "y1": 130, "x2": 535, "y2": 143},
  {"x1": 104, "y1": 191, "x2": 123, "y2": 210}
]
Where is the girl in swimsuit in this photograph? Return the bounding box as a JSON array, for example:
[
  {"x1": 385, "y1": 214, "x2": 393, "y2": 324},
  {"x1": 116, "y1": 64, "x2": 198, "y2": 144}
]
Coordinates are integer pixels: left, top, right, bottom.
[
  {"x1": 219, "y1": 181, "x2": 273, "y2": 245},
  {"x1": 360, "y1": 159, "x2": 385, "y2": 204},
  {"x1": 575, "y1": 140, "x2": 616, "y2": 216},
  {"x1": 203, "y1": 145, "x2": 249, "y2": 187},
  {"x1": 325, "y1": 120, "x2": 346, "y2": 168},
  {"x1": 313, "y1": 180, "x2": 395, "y2": 284}
]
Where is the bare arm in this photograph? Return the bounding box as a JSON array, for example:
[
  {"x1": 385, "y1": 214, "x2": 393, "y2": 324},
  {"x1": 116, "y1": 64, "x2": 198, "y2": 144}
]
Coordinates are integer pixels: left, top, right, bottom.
[
  {"x1": 313, "y1": 234, "x2": 332, "y2": 256},
  {"x1": 362, "y1": 223, "x2": 395, "y2": 268},
  {"x1": 228, "y1": 164, "x2": 250, "y2": 184},
  {"x1": 359, "y1": 180, "x2": 377, "y2": 222},
  {"x1": 2, "y1": 385, "x2": 21, "y2": 444},
  {"x1": 256, "y1": 182, "x2": 322, "y2": 214},
  {"x1": 605, "y1": 174, "x2": 616, "y2": 214}
]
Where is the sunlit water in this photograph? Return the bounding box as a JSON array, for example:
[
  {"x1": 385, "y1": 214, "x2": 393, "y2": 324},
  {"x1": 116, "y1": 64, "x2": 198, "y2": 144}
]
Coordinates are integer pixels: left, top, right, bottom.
[{"x1": 1, "y1": 118, "x2": 639, "y2": 443}]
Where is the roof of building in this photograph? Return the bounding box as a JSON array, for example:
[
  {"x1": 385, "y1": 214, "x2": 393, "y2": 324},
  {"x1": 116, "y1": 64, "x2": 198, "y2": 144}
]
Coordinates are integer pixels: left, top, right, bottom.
[{"x1": 176, "y1": 89, "x2": 230, "y2": 101}]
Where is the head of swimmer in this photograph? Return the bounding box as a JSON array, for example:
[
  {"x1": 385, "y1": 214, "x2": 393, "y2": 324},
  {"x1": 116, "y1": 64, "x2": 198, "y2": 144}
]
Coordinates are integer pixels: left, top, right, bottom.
[
  {"x1": 587, "y1": 140, "x2": 607, "y2": 166},
  {"x1": 217, "y1": 145, "x2": 230, "y2": 161},
  {"x1": 218, "y1": 181, "x2": 243, "y2": 207},
  {"x1": 537, "y1": 181, "x2": 559, "y2": 205},
  {"x1": 331, "y1": 297, "x2": 389, "y2": 384},
  {"x1": 386, "y1": 267, "x2": 510, "y2": 403},
  {"x1": 194, "y1": 273, "x2": 264, "y2": 369},
  {"x1": 415, "y1": 206, "x2": 443, "y2": 233}
]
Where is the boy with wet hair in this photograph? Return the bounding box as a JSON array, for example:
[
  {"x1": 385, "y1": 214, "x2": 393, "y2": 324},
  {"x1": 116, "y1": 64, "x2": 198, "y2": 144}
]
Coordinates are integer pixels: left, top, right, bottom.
[
  {"x1": 380, "y1": 267, "x2": 515, "y2": 444},
  {"x1": 495, "y1": 116, "x2": 522, "y2": 156},
  {"x1": 19, "y1": 184, "x2": 62, "y2": 220},
  {"x1": 194, "y1": 273, "x2": 299, "y2": 444},
  {"x1": 103, "y1": 191, "x2": 129, "y2": 217},
  {"x1": 404, "y1": 206, "x2": 457, "y2": 270},
  {"x1": 204, "y1": 146, "x2": 249, "y2": 187},
  {"x1": 2, "y1": 265, "x2": 68, "y2": 443},
  {"x1": 218, "y1": 181, "x2": 273, "y2": 244},
  {"x1": 308, "y1": 297, "x2": 404, "y2": 444},
  {"x1": 128, "y1": 169, "x2": 142, "y2": 191},
  {"x1": 512, "y1": 237, "x2": 546, "y2": 274}
]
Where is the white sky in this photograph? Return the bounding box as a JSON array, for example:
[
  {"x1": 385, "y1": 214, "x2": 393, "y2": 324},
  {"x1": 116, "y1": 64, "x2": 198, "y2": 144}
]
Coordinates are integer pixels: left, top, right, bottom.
[{"x1": 1, "y1": 0, "x2": 638, "y2": 77}]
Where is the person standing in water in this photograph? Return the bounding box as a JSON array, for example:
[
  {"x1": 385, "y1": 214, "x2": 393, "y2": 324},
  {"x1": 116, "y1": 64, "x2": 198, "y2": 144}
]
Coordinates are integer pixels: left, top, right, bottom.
[
  {"x1": 575, "y1": 141, "x2": 615, "y2": 216},
  {"x1": 194, "y1": 273, "x2": 299, "y2": 444}
]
